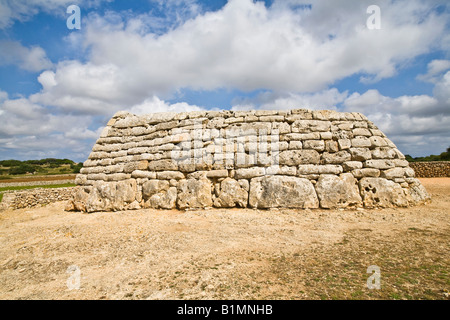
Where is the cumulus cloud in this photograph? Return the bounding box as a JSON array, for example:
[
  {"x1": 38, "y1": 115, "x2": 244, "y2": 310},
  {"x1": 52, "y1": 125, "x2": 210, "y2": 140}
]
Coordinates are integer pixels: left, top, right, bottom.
[
  {"x1": 2, "y1": 0, "x2": 449, "y2": 160},
  {"x1": 0, "y1": 41, "x2": 53, "y2": 72},
  {"x1": 127, "y1": 96, "x2": 206, "y2": 115},
  {"x1": 231, "y1": 88, "x2": 349, "y2": 111},
  {"x1": 24, "y1": 0, "x2": 447, "y2": 117},
  {"x1": 417, "y1": 59, "x2": 450, "y2": 83}
]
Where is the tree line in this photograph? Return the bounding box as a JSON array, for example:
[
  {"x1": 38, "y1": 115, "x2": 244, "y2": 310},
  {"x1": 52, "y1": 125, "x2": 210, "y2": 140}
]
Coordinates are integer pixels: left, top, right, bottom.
[
  {"x1": 405, "y1": 147, "x2": 450, "y2": 162},
  {"x1": 0, "y1": 158, "x2": 82, "y2": 175}
]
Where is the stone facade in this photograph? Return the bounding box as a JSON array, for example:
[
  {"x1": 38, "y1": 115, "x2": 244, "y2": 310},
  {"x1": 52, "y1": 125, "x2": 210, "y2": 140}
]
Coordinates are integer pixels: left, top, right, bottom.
[{"x1": 66, "y1": 109, "x2": 431, "y2": 212}]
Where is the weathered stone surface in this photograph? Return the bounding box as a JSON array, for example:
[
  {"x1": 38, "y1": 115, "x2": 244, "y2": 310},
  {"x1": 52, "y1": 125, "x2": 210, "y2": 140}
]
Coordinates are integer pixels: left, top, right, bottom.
[
  {"x1": 380, "y1": 167, "x2": 415, "y2": 180},
  {"x1": 142, "y1": 180, "x2": 176, "y2": 209},
  {"x1": 297, "y1": 165, "x2": 343, "y2": 175},
  {"x1": 249, "y1": 176, "x2": 319, "y2": 208},
  {"x1": 359, "y1": 178, "x2": 409, "y2": 208},
  {"x1": 148, "y1": 159, "x2": 178, "y2": 171},
  {"x1": 213, "y1": 178, "x2": 248, "y2": 208},
  {"x1": 342, "y1": 161, "x2": 363, "y2": 171},
  {"x1": 279, "y1": 150, "x2": 320, "y2": 165},
  {"x1": 350, "y1": 148, "x2": 372, "y2": 161},
  {"x1": 234, "y1": 167, "x2": 266, "y2": 179},
  {"x1": 316, "y1": 173, "x2": 362, "y2": 208},
  {"x1": 407, "y1": 178, "x2": 431, "y2": 205},
  {"x1": 364, "y1": 159, "x2": 395, "y2": 170},
  {"x1": 322, "y1": 151, "x2": 351, "y2": 164},
  {"x1": 85, "y1": 180, "x2": 137, "y2": 212},
  {"x1": 177, "y1": 179, "x2": 213, "y2": 209}
]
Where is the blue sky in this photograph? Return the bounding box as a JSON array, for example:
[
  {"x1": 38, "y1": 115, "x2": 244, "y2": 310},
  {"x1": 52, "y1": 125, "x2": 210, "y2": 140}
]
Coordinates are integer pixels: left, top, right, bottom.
[{"x1": 0, "y1": 0, "x2": 449, "y2": 162}]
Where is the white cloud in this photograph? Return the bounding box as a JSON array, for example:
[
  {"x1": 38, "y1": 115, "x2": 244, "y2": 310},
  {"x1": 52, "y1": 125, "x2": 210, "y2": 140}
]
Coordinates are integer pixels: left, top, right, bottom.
[
  {"x1": 127, "y1": 96, "x2": 205, "y2": 115},
  {"x1": 2, "y1": 0, "x2": 449, "y2": 160},
  {"x1": 231, "y1": 88, "x2": 348, "y2": 111},
  {"x1": 26, "y1": 0, "x2": 447, "y2": 117},
  {"x1": 0, "y1": 41, "x2": 53, "y2": 72},
  {"x1": 417, "y1": 59, "x2": 450, "y2": 83}
]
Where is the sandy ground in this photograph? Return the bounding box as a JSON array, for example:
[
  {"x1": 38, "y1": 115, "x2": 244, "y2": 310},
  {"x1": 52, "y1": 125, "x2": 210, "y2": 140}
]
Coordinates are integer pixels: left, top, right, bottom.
[{"x1": 0, "y1": 178, "x2": 448, "y2": 300}]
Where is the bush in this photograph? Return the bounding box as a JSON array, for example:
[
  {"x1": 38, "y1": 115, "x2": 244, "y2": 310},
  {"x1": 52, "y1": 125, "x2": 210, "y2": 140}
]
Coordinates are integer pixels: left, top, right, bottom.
[
  {"x1": 71, "y1": 163, "x2": 83, "y2": 173},
  {"x1": 0, "y1": 160, "x2": 22, "y2": 167},
  {"x1": 9, "y1": 164, "x2": 36, "y2": 175}
]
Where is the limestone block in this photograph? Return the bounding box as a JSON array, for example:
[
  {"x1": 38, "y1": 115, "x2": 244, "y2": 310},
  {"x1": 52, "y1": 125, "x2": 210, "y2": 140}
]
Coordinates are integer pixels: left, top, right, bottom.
[
  {"x1": 157, "y1": 171, "x2": 185, "y2": 180},
  {"x1": 381, "y1": 167, "x2": 415, "y2": 179},
  {"x1": 148, "y1": 159, "x2": 178, "y2": 171},
  {"x1": 75, "y1": 174, "x2": 87, "y2": 185},
  {"x1": 359, "y1": 178, "x2": 409, "y2": 208},
  {"x1": 353, "y1": 128, "x2": 372, "y2": 136},
  {"x1": 292, "y1": 120, "x2": 331, "y2": 133},
  {"x1": 297, "y1": 165, "x2": 343, "y2": 175},
  {"x1": 206, "y1": 170, "x2": 229, "y2": 178},
  {"x1": 289, "y1": 141, "x2": 303, "y2": 150},
  {"x1": 259, "y1": 115, "x2": 285, "y2": 122},
  {"x1": 364, "y1": 160, "x2": 395, "y2": 170},
  {"x1": 322, "y1": 151, "x2": 351, "y2": 164},
  {"x1": 105, "y1": 173, "x2": 131, "y2": 181},
  {"x1": 285, "y1": 132, "x2": 321, "y2": 141},
  {"x1": 351, "y1": 137, "x2": 371, "y2": 148},
  {"x1": 393, "y1": 159, "x2": 409, "y2": 167},
  {"x1": 271, "y1": 122, "x2": 291, "y2": 134},
  {"x1": 370, "y1": 136, "x2": 388, "y2": 147},
  {"x1": 303, "y1": 140, "x2": 325, "y2": 152},
  {"x1": 265, "y1": 165, "x2": 297, "y2": 176},
  {"x1": 350, "y1": 148, "x2": 372, "y2": 161},
  {"x1": 249, "y1": 176, "x2": 319, "y2": 209},
  {"x1": 342, "y1": 161, "x2": 363, "y2": 172},
  {"x1": 85, "y1": 180, "x2": 137, "y2": 212},
  {"x1": 279, "y1": 150, "x2": 320, "y2": 166},
  {"x1": 148, "y1": 187, "x2": 177, "y2": 209},
  {"x1": 235, "y1": 167, "x2": 265, "y2": 179},
  {"x1": 325, "y1": 140, "x2": 339, "y2": 153},
  {"x1": 371, "y1": 147, "x2": 397, "y2": 159},
  {"x1": 315, "y1": 173, "x2": 362, "y2": 208},
  {"x1": 351, "y1": 168, "x2": 380, "y2": 178},
  {"x1": 407, "y1": 178, "x2": 431, "y2": 205},
  {"x1": 213, "y1": 178, "x2": 248, "y2": 208},
  {"x1": 337, "y1": 139, "x2": 351, "y2": 150},
  {"x1": 177, "y1": 179, "x2": 213, "y2": 209},
  {"x1": 131, "y1": 170, "x2": 157, "y2": 179},
  {"x1": 320, "y1": 132, "x2": 333, "y2": 140}
]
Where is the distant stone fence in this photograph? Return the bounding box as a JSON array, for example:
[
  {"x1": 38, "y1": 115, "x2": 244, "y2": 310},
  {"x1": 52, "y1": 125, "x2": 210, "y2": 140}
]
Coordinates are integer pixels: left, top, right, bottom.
[
  {"x1": 409, "y1": 162, "x2": 450, "y2": 178},
  {"x1": 0, "y1": 187, "x2": 75, "y2": 210}
]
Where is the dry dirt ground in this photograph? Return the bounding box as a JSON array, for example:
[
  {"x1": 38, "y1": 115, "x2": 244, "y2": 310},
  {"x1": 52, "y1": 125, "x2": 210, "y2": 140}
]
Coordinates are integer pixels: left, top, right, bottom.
[{"x1": 0, "y1": 178, "x2": 448, "y2": 300}]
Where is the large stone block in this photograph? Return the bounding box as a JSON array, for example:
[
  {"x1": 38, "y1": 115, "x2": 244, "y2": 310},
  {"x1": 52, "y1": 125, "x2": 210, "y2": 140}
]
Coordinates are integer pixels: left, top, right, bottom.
[
  {"x1": 316, "y1": 174, "x2": 362, "y2": 208},
  {"x1": 359, "y1": 178, "x2": 409, "y2": 208},
  {"x1": 279, "y1": 150, "x2": 320, "y2": 166},
  {"x1": 249, "y1": 176, "x2": 319, "y2": 208},
  {"x1": 142, "y1": 180, "x2": 176, "y2": 209},
  {"x1": 213, "y1": 178, "x2": 248, "y2": 208},
  {"x1": 177, "y1": 178, "x2": 213, "y2": 209}
]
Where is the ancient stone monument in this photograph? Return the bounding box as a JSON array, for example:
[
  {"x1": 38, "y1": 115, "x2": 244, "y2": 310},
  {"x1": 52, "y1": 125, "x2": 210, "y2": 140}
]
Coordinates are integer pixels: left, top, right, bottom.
[{"x1": 66, "y1": 109, "x2": 430, "y2": 212}]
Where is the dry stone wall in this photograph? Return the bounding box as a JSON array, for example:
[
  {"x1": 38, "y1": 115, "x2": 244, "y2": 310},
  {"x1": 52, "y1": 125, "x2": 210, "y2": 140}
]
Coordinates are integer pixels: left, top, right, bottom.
[
  {"x1": 1, "y1": 187, "x2": 75, "y2": 210},
  {"x1": 66, "y1": 109, "x2": 430, "y2": 212},
  {"x1": 408, "y1": 162, "x2": 450, "y2": 178}
]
